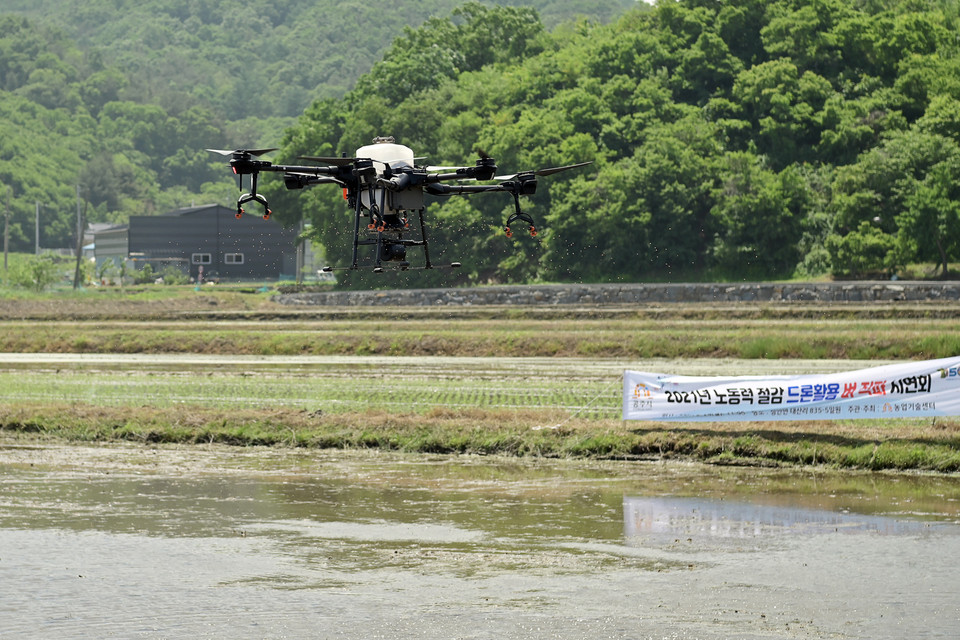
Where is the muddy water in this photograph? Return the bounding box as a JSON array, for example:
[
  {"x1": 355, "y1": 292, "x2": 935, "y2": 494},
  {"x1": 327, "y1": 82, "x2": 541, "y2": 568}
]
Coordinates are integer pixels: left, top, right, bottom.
[{"x1": 1, "y1": 443, "x2": 959, "y2": 639}]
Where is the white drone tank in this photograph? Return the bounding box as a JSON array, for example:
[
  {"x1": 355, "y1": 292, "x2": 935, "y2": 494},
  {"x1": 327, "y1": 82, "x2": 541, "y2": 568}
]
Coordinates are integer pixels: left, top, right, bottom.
[
  {"x1": 356, "y1": 137, "x2": 418, "y2": 215},
  {"x1": 355, "y1": 137, "x2": 415, "y2": 168}
]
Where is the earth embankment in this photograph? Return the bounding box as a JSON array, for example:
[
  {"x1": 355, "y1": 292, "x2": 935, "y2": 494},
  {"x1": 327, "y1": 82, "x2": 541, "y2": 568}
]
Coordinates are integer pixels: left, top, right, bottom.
[{"x1": 275, "y1": 281, "x2": 960, "y2": 307}]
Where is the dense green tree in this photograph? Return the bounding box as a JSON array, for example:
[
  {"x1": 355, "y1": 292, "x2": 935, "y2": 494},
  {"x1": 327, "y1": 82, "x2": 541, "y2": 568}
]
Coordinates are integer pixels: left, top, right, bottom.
[
  {"x1": 897, "y1": 157, "x2": 960, "y2": 276},
  {"x1": 825, "y1": 219, "x2": 897, "y2": 276},
  {"x1": 5, "y1": 0, "x2": 960, "y2": 284},
  {"x1": 829, "y1": 129, "x2": 958, "y2": 234},
  {"x1": 710, "y1": 155, "x2": 808, "y2": 277},
  {"x1": 731, "y1": 59, "x2": 835, "y2": 168}
]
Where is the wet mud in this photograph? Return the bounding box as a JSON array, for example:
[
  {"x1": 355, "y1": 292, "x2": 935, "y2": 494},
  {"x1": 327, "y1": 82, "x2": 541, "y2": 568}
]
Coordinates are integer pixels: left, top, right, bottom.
[{"x1": 1, "y1": 442, "x2": 959, "y2": 639}]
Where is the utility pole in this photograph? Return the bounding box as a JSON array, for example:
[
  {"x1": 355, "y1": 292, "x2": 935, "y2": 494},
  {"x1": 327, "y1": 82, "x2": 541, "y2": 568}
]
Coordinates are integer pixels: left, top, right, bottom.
[
  {"x1": 3, "y1": 190, "x2": 8, "y2": 279},
  {"x1": 76, "y1": 185, "x2": 82, "y2": 246},
  {"x1": 73, "y1": 185, "x2": 86, "y2": 290},
  {"x1": 296, "y1": 215, "x2": 304, "y2": 285},
  {"x1": 2, "y1": 185, "x2": 11, "y2": 282},
  {"x1": 35, "y1": 201, "x2": 40, "y2": 255}
]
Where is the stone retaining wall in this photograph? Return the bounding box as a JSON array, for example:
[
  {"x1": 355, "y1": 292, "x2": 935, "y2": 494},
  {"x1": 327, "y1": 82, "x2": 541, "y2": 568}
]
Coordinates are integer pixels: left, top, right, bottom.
[{"x1": 275, "y1": 281, "x2": 960, "y2": 307}]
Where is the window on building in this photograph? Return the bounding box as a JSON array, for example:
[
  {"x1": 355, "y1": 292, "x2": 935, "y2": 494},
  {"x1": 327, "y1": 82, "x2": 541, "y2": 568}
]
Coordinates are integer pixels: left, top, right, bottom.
[
  {"x1": 224, "y1": 253, "x2": 245, "y2": 265},
  {"x1": 191, "y1": 253, "x2": 212, "y2": 265}
]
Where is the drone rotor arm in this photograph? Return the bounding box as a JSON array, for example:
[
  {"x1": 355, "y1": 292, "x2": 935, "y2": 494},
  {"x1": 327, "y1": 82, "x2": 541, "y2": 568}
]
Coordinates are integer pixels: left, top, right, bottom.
[
  {"x1": 297, "y1": 155, "x2": 358, "y2": 167},
  {"x1": 425, "y1": 183, "x2": 507, "y2": 196},
  {"x1": 283, "y1": 172, "x2": 345, "y2": 190}
]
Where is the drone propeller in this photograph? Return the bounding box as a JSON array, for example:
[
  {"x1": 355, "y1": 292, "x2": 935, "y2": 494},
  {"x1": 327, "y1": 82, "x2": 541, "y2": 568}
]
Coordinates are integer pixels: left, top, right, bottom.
[
  {"x1": 426, "y1": 147, "x2": 498, "y2": 174},
  {"x1": 495, "y1": 161, "x2": 593, "y2": 181},
  {"x1": 298, "y1": 155, "x2": 358, "y2": 166},
  {"x1": 206, "y1": 148, "x2": 278, "y2": 158}
]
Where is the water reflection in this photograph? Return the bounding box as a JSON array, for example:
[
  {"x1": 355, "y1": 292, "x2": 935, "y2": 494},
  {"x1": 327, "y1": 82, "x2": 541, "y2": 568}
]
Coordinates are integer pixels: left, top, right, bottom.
[
  {"x1": 624, "y1": 496, "x2": 945, "y2": 542},
  {"x1": 2, "y1": 444, "x2": 960, "y2": 639}
]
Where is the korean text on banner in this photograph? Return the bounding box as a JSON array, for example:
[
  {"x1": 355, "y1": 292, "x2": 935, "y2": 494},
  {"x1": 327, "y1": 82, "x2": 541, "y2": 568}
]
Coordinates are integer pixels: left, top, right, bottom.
[{"x1": 623, "y1": 357, "x2": 960, "y2": 422}]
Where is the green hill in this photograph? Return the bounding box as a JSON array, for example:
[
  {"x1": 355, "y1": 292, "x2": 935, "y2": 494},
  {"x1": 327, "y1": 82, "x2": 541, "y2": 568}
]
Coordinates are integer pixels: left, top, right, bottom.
[
  {"x1": 268, "y1": 0, "x2": 960, "y2": 286},
  {"x1": 0, "y1": 0, "x2": 631, "y2": 252},
  {"x1": 4, "y1": 0, "x2": 960, "y2": 288}
]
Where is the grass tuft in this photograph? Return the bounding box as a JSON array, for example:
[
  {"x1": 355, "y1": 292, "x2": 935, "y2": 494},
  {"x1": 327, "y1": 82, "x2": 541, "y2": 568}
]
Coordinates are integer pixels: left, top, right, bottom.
[{"x1": 3, "y1": 402, "x2": 960, "y2": 473}]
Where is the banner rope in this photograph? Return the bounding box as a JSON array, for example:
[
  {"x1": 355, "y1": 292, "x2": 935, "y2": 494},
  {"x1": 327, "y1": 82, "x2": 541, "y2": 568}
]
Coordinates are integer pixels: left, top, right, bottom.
[{"x1": 532, "y1": 374, "x2": 622, "y2": 431}]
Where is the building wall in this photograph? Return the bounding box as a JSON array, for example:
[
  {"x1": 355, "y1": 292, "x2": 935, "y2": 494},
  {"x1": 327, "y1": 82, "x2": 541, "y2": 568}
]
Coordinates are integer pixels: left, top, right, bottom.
[
  {"x1": 128, "y1": 205, "x2": 299, "y2": 281},
  {"x1": 93, "y1": 228, "x2": 129, "y2": 266}
]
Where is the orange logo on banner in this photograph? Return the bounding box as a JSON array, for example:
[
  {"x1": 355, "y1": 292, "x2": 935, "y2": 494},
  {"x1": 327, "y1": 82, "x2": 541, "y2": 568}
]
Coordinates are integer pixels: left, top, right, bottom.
[{"x1": 633, "y1": 383, "x2": 651, "y2": 399}]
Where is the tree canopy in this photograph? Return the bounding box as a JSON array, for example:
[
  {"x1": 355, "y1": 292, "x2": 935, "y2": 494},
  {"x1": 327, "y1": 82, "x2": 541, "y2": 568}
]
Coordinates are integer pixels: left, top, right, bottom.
[
  {"x1": 266, "y1": 0, "x2": 960, "y2": 286},
  {"x1": 0, "y1": 0, "x2": 631, "y2": 253},
  {"x1": 4, "y1": 0, "x2": 960, "y2": 285}
]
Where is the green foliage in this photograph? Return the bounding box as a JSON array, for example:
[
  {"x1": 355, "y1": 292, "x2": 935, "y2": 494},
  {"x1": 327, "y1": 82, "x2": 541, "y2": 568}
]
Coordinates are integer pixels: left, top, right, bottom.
[
  {"x1": 268, "y1": 0, "x2": 960, "y2": 286},
  {"x1": 160, "y1": 265, "x2": 189, "y2": 285},
  {"x1": 897, "y1": 156, "x2": 960, "y2": 276},
  {"x1": 826, "y1": 220, "x2": 897, "y2": 276},
  {"x1": 7, "y1": 253, "x2": 63, "y2": 291},
  {"x1": 133, "y1": 263, "x2": 156, "y2": 285},
  {"x1": 710, "y1": 156, "x2": 808, "y2": 276},
  {"x1": 6, "y1": 0, "x2": 960, "y2": 283},
  {"x1": 0, "y1": 1, "x2": 630, "y2": 254}
]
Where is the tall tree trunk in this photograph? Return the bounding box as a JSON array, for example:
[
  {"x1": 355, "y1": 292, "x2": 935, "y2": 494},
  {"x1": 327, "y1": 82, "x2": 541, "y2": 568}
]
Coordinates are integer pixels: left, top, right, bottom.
[{"x1": 936, "y1": 236, "x2": 948, "y2": 280}]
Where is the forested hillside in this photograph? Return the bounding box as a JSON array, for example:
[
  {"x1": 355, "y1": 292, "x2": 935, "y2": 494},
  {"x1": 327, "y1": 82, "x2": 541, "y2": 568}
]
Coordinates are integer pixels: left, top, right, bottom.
[
  {"x1": 0, "y1": 0, "x2": 630, "y2": 252},
  {"x1": 4, "y1": 0, "x2": 960, "y2": 287},
  {"x1": 265, "y1": 0, "x2": 960, "y2": 287}
]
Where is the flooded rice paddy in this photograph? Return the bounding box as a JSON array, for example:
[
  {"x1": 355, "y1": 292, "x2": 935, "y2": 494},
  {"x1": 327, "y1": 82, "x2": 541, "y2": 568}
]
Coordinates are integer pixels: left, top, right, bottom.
[{"x1": 1, "y1": 442, "x2": 959, "y2": 639}]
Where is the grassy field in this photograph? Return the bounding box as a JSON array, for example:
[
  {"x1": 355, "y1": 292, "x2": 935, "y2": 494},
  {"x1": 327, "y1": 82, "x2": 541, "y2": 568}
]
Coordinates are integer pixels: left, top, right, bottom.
[
  {"x1": 10, "y1": 316, "x2": 960, "y2": 358},
  {"x1": 1, "y1": 286, "x2": 959, "y2": 472},
  {"x1": 1, "y1": 287, "x2": 959, "y2": 359}
]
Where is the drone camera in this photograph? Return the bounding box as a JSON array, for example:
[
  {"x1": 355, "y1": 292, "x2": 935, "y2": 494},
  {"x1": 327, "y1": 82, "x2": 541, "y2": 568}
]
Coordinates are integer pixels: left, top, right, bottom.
[{"x1": 379, "y1": 242, "x2": 407, "y2": 262}]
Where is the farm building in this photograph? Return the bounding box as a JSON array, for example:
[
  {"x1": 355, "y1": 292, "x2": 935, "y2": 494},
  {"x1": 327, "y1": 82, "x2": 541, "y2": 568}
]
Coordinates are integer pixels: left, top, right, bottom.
[
  {"x1": 91, "y1": 223, "x2": 128, "y2": 266},
  {"x1": 94, "y1": 204, "x2": 302, "y2": 282}
]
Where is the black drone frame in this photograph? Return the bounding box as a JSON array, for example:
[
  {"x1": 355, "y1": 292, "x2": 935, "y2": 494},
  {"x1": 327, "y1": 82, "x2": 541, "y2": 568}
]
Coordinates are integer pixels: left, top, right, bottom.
[{"x1": 209, "y1": 147, "x2": 590, "y2": 272}]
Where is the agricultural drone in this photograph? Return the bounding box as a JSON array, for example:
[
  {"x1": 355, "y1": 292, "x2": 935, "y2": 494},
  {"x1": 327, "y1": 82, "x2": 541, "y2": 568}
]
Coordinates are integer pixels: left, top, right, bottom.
[{"x1": 208, "y1": 137, "x2": 590, "y2": 272}]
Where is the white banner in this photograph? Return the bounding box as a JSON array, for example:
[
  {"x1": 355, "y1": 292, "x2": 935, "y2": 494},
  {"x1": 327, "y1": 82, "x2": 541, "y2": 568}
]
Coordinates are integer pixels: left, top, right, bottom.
[{"x1": 623, "y1": 357, "x2": 960, "y2": 421}]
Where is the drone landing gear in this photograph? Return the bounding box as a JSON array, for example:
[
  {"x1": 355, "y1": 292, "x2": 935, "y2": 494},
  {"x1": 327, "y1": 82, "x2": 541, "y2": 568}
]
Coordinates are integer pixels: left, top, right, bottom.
[
  {"x1": 504, "y1": 211, "x2": 537, "y2": 238},
  {"x1": 236, "y1": 172, "x2": 272, "y2": 219},
  {"x1": 236, "y1": 194, "x2": 272, "y2": 220},
  {"x1": 338, "y1": 206, "x2": 454, "y2": 272},
  {"x1": 321, "y1": 262, "x2": 461, "y2": 273},
  {"x1": 503, "y1": 190, "x2": 538, "y2": 238}
]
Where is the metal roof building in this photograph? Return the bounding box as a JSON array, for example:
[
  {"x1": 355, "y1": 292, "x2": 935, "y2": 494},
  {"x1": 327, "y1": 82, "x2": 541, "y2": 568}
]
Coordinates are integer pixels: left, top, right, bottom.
[{"x1": 121, "y1": 204, "x2": 299, "y2": 281}]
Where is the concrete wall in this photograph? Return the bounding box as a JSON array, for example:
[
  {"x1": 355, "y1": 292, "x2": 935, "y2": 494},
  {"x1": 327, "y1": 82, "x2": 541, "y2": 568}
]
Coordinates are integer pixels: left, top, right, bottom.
[{"x1": 274, "y1": 281, "x2": 960, "y2": 307}]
